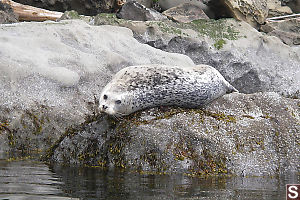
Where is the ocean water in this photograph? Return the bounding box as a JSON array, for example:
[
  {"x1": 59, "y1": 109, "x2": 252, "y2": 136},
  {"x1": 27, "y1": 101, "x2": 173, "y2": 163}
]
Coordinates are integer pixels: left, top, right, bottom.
[{"x1": 0, "y1": 159, "x2": 298, "y2": 200}]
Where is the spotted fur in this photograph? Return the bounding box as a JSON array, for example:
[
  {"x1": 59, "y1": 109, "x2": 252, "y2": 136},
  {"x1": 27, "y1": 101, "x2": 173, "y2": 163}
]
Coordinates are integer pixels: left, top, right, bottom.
[{"x1": 99, "y1": 64, "x2": 238, "y2": 116}]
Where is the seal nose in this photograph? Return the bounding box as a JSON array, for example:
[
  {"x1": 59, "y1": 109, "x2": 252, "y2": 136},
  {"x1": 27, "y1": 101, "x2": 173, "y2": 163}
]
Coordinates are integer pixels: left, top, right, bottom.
[{"x1": 102, "y1": 105, "x2": 108, "y2": 110}]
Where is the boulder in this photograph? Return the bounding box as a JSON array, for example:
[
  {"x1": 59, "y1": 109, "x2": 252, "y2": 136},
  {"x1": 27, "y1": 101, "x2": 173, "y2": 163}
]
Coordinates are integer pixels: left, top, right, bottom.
[
  {"x1": 162, "y1": 3, "x2": 209, "y2": 23},
  {"x1": 267, "y1": 0, "x2": 293, "y2": 17},
  {"x1": 223, "y1": 0, "x2": 269, "y2": 27},
  {"x1": 159, "y1": 0, "x2": 208, "y2": 11},
  {"x1": 281, "y1": 0, "x2": 300, "y2": 13},
  {"x1": 159, "y1": 0, "x2": 215, "y2": 18},
  {"x1": 0, "y1": 20, "x2": 194, "y2": 153},
  {"x1": 0, "y1": 1, "x2": 18, "y2": 23},
  {"x1": 49, "y1": 92, "x2": 300, "y2": 176},
  {"x1": 116, "y1": 1, "x2": 167, "y2": 21},
  {"x1": 261, "y1": 18, "x2": 300, "y2": 46}
]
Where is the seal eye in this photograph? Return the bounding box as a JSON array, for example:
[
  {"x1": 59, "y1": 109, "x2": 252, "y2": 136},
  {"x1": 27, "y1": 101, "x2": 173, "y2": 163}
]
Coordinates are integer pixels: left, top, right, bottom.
[
  {"x1": 115, "y1": 100, "x2": 121, "y2": 104},
  {"x1": 103, "y1": 95, "x2": 108, "y2": 100}
]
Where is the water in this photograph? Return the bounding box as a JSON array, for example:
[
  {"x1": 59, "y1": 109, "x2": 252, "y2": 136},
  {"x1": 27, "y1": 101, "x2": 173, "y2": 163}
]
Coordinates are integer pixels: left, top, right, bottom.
[{"x1": 0, "y1": 159, "x2": 299, "y2": 200}]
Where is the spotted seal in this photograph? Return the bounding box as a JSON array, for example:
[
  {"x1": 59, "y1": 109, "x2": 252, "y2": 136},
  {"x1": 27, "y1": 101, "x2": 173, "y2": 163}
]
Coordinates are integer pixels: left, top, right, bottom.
[{"x1": 99, "y1": 64, "x2": 238, "y2": 117}]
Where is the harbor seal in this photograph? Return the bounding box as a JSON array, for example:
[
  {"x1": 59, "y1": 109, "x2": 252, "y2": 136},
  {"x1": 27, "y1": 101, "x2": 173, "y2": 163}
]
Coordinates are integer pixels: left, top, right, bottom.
[{"x1": 99, "y1": 64, "x2": 238, "y2": 117}]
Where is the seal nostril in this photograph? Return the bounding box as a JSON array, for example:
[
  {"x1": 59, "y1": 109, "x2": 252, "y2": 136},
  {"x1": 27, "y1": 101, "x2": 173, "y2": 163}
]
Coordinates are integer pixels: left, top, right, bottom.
[{"x1": 102, "y1": 105, "x2": 108, "y2": 110}]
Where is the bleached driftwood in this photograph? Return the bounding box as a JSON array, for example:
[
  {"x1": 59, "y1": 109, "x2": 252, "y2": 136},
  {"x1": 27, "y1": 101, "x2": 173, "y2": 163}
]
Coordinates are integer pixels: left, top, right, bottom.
[
  {"x1": 2, "y1": 0, "x2": 63, "y2": 21},
  {"x1": 266, "y1": 13, "x2": 300, "y2": 22}
]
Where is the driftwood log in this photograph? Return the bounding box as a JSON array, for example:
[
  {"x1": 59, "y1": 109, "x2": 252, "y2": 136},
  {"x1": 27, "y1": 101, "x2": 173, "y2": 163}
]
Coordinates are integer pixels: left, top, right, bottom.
[
  {"x1": 2, "y1": 0, "x2": 63, "y2": 21},
  {"x1": 266, "y1": 13, "x2": 300, "y2": 22}
]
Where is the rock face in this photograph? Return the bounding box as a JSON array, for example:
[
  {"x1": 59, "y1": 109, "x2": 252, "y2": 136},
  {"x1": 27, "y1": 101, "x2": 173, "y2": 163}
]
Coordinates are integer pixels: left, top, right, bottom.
[
  {"x1": 223, "y1": 0, "x2": 268, "y2": 27},
  {"x1": 93, "y1": 15, "x2": 300, "y2": 98},
  {"x1": 162, "y1": 3, "x2": 209, "y2": 23},
  {"x1": 116, "y1": 1, "x2": 167, "y2": 21},
  {"x1": 158, "y1": 26, "x2": 300, "y2": 97},
  {"x1": 0, "y1": 20, "x2": 194, "y2": 153},
  {"x1": 261, "y1": 18, "x2": 300, "y2": 46},
  {"x1": 0, "y1": 2, "x2": 18, "y2": 23},
  {"x1": 0, "y1": 14, "x2": 299, "y2": 178},
  {"x1": 49, "y1": 92, "x2": 300, "y2": 176}
]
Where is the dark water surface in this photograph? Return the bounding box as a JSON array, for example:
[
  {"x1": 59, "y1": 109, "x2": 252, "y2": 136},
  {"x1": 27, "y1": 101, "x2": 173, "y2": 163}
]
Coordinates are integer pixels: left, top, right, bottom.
[{"x1": 0, "y1": 159, "x2": 299, "y2": 200}]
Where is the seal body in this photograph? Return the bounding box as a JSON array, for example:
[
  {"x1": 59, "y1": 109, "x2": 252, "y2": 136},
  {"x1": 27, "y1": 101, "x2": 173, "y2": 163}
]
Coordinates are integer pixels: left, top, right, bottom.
[{"x1": 99, "y1": 64, "x2": 237, "y2": 117}]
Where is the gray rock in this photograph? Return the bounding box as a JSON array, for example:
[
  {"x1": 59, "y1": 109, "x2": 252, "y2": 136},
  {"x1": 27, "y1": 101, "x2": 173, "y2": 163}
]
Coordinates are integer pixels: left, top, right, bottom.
[
  {"x1": 281, "y1": 0, "x2": 300, "y2": 13},
  {"x1": 267, "y1": 0, "x2": 293, "y2": 17},
  {"x1": 158, "y1": 34, "x2": 300, "y2": 96},
  {"x1": 0, "y1": 2, "x2": 18, "y2": 24},
  {"x1": 0, "y1": 20, "x2": 194, "y2": 153},
  {"x1": 159, "y1": 0, "x2": 216, "y2": 19},
  {"x1": 0, "y1": 13, "x2": 299, "y2": 179},
  {"x1": 159, "y1": 0, "x2": 208, "y2": 11},
  {"x1": 162, "y1": 3, "x2": 209, "y2": 23},
  {"x1": 261, "y1": 18, "x2": 300, "y2": 46},
  {"x1": 49, "y1": 92, "x2": 300, "y2": 176},
  {"x1": 127, "y1": 0, "x2": 153, "y2": 8},
  {"x1": 59, "y1": 10, "x2": 94, "y2": 23},
  {"x1": 116, "y1": 1, "x2": 167, "y2": 21},
  {"x1": 223, "y1": 0, "x2": 269, "y2": 27},
  {"x1": 93, "y1": 15, "x2": 300, "y2": 97}
]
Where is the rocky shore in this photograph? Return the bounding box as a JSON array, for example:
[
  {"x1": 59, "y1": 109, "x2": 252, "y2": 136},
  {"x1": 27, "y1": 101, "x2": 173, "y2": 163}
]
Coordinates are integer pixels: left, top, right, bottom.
[{"x1": 0, "y1": 0, "x2": 299, "y2": 176}]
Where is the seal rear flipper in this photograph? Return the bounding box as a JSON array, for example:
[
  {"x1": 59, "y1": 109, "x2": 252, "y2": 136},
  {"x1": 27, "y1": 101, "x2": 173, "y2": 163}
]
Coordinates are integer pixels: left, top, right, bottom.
[{"x1": 227, "y1": 85, "x2": 239, "y2": 94}]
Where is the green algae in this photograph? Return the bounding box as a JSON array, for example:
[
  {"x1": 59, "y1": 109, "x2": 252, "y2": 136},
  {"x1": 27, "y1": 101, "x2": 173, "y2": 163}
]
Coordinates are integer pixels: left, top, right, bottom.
[
  {"x1": 59, "y1": 10, "x2": 94, "y2": 23},
  {"x1": 214, "y1": 39, "x2": 226, "y2": 50},
  {"x1": 42, "y1": 113, "x2": 104, "y2": 162},
  {"x1": 106, "y1": 107, "x2": 231, "y2": 175},
  {"x1": 22, "y1": 111, "x2": 45, "y2": 135},
  {"x1": 154, "y1": 21, "x2": 182, "y2": 35},
  {"x1": 63, "y1": 10, "x2": 81, "y2": 19},
  {"x1": 188, "y1": 19, "x2": 240, "y2": 41},
  {"x1": 93, "y1": 13, "x2": 240, "y2": 50},
  {"x1": 94, "y1": 13, "x2": 127, "y2": 26},
  {"x1": 0, "y1": 121, "x2": 10, "y2": 134}
]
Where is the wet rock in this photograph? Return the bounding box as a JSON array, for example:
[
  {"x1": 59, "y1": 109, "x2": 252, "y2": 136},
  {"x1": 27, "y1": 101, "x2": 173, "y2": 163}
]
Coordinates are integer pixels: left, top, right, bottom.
[
  {"x1": 0, "y1": 2, "x2": 18, "y2": 24},
  {"x1": 0, "y1": 20, "x2": 194, "y2": 153},
  {"x1": 223, "y1": 0, "x2": 269, "y2": 27},
  {"x1": 261, "y1": 18, "x2": 300, "y2": 46},
  {"x1": 116, "y1": 1, "x2": 167, "y2": 21},
  {"x1": 49, "y1": 92, "x2": 300, "y2": 176},
  {"x1": 162, "y1": 3, "x2": 209, "y2": 23}
]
